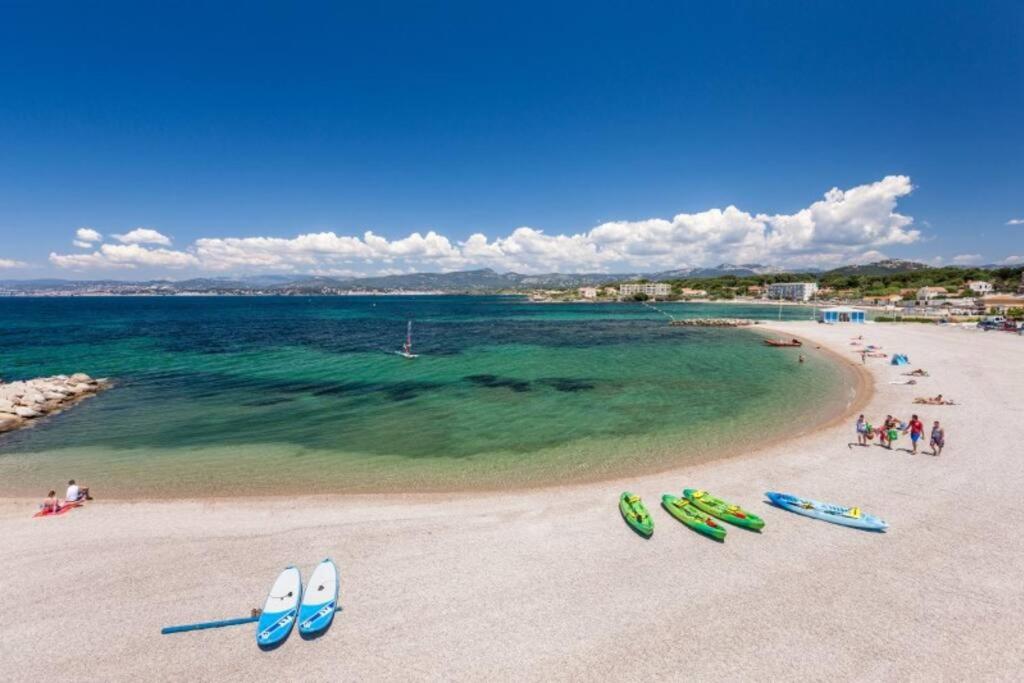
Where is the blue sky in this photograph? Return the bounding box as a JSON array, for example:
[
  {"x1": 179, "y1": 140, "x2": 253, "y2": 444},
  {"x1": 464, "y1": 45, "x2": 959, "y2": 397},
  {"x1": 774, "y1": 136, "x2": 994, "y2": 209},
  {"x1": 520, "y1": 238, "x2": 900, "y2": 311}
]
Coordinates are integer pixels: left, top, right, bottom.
[{"x1": 1, "y1": 1, "x2": 1021, "y2": 277}]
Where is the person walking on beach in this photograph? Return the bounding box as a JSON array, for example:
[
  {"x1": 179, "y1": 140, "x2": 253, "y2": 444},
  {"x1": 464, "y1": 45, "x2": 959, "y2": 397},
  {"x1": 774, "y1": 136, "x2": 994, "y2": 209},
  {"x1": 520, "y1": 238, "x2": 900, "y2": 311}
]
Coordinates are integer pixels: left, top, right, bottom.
[
  {"x1": 904, "y1": 414, "x2": 924, "y2": 454},
  {"x1": 877, "y1": 415, "x2": 893, "y2": 448},
  {"x1": 855, "y1": 414, "x2": 868, "y2": 447},
  {"x1": 930, "y1": 421, "x2": 945, "y2": 456},
  {"x1": 65, "y1": 479, "x2": 92, "y2": 503}
]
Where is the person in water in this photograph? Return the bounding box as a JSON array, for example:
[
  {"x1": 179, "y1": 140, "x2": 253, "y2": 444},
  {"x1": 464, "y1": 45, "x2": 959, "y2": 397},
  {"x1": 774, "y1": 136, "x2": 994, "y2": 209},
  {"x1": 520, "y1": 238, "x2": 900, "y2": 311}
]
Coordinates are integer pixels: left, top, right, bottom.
[
  {"x1": 65, "y1": 479, "x2": 92, "y2": 503},
  {"x1": 930, "y1": 421, "x2": 945, "y2": 456},
  {"x1": 904, "y1": 414, "x2": 924, "y2": 454}
]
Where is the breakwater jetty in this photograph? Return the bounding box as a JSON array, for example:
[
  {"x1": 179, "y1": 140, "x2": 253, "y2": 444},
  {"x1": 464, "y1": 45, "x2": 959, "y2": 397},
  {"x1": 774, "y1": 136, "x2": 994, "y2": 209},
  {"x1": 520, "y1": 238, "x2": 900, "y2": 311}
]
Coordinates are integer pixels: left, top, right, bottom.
[
  {"x1": 668, "y1": 318, "x2": 759, "y2": 327},
  {"x1": 0, "y1": 374, "x2": 110, "y2": 434}
]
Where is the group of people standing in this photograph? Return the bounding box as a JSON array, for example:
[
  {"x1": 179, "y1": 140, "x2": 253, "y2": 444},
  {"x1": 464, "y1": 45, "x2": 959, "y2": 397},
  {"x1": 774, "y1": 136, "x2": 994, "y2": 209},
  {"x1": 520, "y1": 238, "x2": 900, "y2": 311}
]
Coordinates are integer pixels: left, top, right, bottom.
[{"x1": 855, "y1": 414, "x2": 945, "y2": 456}]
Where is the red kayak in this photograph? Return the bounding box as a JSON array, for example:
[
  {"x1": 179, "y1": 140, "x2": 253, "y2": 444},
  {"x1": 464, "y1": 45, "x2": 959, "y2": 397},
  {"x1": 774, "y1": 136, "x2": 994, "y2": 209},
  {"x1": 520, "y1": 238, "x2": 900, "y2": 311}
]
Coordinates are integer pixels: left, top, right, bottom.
[{"x1": 33, "y1": 502, "x2": 81, "y2": 518}]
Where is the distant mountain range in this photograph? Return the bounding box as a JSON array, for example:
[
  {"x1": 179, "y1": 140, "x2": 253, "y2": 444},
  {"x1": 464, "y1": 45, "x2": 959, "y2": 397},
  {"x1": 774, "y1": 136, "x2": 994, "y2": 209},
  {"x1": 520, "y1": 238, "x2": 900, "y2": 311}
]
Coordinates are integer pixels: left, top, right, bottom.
[{"x1": 2, "y1": 260, "x2": 1020, "y2": 294}]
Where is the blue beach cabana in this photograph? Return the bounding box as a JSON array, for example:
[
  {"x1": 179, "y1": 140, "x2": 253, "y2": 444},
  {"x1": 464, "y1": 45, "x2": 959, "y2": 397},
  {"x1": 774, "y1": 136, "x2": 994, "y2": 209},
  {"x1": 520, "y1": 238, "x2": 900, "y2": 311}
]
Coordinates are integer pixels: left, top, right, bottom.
[{"x1": 819, "y1": 306, "x2": 866, "y2": 324}]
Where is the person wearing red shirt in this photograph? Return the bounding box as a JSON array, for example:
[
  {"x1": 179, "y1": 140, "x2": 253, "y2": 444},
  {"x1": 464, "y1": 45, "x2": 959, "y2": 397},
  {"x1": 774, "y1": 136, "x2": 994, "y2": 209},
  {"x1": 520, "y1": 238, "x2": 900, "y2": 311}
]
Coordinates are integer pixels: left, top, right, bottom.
[{"x1": 904, "y1": 414, "x2": 925, "y2": 454}]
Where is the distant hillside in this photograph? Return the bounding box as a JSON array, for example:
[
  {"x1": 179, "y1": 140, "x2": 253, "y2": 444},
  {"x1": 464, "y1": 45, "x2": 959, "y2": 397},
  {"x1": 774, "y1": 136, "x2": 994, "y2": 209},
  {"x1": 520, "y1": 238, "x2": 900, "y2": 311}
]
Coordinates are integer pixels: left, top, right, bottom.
[
  {"x1": 3, "y1": 259, "x2": 1020, "y2": 295},
  {"x1": 823, "y1": 259, "x2": 930, "y2": 277}
]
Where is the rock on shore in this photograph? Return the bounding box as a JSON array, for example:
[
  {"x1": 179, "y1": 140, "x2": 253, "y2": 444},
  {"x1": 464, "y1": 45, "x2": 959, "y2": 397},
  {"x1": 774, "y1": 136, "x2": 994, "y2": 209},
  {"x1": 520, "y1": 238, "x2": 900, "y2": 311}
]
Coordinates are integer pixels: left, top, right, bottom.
[{"x1": 0, "y1": 374, "x2": 110, "y2": 434}]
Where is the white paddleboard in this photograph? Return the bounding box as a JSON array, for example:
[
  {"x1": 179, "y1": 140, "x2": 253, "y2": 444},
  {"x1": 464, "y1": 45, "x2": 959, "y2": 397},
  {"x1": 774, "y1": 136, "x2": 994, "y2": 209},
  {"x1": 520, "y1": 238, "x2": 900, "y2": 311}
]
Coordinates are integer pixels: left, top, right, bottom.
[
  {"x1": 256, "y1": 566, "x2": 302, "y2": 647},
  {"x1": 299, "y1": 559, "x2": 339, "y2": 636}
]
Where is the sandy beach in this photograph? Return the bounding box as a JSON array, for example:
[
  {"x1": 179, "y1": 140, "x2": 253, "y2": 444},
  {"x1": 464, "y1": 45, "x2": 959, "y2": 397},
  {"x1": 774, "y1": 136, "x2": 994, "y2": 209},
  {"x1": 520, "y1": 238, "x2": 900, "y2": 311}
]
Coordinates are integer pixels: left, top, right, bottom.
[{"x1": 2, "y1": 322, "x2": 1022, "y2": 680}]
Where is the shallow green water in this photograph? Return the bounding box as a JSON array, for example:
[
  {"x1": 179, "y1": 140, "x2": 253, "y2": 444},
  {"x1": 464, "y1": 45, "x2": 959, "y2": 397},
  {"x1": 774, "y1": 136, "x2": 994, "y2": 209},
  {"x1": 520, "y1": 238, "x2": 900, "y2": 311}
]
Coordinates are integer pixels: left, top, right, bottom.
[{"x1": 0, "y1": 297, "x2": 853, "y2": 496}]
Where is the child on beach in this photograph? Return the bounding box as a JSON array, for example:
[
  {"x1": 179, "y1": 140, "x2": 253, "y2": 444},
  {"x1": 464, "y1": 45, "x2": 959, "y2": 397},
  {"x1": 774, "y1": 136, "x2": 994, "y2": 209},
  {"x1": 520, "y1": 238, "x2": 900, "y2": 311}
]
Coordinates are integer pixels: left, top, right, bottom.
[
  {"x1": 904, "y1": 414, "x2": 924, "y2": 454},
  {"x1": 930, "y1": 421, "x2": 945, "y2": 456}
]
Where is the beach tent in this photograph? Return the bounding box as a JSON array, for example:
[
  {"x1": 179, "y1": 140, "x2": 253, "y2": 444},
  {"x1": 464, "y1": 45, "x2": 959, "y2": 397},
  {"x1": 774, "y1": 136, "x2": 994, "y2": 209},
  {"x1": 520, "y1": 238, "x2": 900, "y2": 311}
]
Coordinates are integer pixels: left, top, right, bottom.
[
  {"x1": 890, "y1": 354, "x2": 910, "y2": 365},
  {"x1": 819, "y1": 306, "x2": 866, "y2": 324}
]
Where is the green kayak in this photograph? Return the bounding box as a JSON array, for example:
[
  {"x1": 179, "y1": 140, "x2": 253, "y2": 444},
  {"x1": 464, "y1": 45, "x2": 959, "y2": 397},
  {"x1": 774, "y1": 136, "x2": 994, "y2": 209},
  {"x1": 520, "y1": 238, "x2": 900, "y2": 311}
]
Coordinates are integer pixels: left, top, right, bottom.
[
  {"x1": 683, "y1": 488, "x2": 765, "y2": 531},
  {"x1": 619, "y1": 492, "x2": 653, "y2": 537},
  {"x1": 661, "y1": 494, "x2": 727, "y2": 541}
]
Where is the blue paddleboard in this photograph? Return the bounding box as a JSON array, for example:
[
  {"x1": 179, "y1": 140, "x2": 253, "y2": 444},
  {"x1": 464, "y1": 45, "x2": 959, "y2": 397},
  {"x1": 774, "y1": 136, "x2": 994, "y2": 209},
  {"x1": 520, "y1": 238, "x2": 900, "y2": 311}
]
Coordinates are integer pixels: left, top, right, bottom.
[
  {"x1": 257, "y1": 566, "x2": 302, "y2": 648},
  {"x1": 298, "y1": 558, "x2": 339, "y2": 636},
  {"x1": 765, "y1": 491, "x2": 888, "y2": 531}
]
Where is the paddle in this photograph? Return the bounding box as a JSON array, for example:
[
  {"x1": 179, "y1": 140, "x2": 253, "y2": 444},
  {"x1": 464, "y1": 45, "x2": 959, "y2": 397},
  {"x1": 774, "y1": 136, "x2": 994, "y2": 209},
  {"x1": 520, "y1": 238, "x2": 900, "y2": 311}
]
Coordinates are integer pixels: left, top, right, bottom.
[
  {"x1": 161, "y1": 606, "x2": 342, "y2": 635},
  {"x1": 161, "y1": 616, "x2": 259, "y2": 635}
]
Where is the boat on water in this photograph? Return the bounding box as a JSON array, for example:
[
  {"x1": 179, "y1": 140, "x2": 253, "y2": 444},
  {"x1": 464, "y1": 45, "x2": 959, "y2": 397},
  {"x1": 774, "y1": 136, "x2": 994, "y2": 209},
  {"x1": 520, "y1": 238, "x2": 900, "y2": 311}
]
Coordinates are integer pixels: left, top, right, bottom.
[
  {"x1": 763, "y1": 338, "x2": 803, "y2": 347},
  {"x1": 397, "y1": 320, "x2": 419, "y2": 359}
]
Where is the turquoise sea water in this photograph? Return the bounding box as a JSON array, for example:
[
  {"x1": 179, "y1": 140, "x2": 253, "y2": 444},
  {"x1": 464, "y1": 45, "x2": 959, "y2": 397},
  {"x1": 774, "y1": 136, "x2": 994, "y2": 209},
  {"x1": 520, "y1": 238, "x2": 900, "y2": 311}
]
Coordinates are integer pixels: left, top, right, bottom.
[{"x1": 0, "y1": 297, "x2": 854, "y2": 497}]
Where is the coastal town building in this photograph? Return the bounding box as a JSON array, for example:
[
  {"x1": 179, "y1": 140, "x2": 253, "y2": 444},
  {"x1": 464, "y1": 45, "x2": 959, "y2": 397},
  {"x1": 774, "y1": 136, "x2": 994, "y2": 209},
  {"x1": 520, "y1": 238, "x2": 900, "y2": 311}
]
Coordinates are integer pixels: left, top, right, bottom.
[
  {"x1": 981, "y1": 294, "x2": 1024, "y2": 313},
  {"x1": 819, "y1": 306, "x2": 866, "y2": 323},
  {"x1": 766, "y1": 282, "x2": 819, "y2": 301},
  {"x1": 603, "y1": 286, "x2": 619, "y2": 297},
  {"x1": 619, "y1": 282, "x2": 671, "y2": 299},
  {"x1": 678, "y1": 287, "x2": 708, "y2": 297},
  {"x1": 967, "y1": 280, "x2": 993, "y2": 295},
  {"x1": 577, "y1": 286, "x2": 599, "y2": 299},
  {"x1": 916, "y1": 286, "x2": 948, "y2": 300}
]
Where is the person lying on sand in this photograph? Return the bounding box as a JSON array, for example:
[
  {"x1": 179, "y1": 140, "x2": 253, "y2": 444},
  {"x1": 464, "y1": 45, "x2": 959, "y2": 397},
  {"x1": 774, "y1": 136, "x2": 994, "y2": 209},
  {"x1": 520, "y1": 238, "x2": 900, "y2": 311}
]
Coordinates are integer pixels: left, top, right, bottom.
[
  {"x1": 65, "y1": 479, "x2": 92, "y2": 503},
  {"x1": 913, "y1": 394, "x2": 956, "y2": 406},
  {"x1": 904, "y1": 369, "x2": 929, "y2": 377}
]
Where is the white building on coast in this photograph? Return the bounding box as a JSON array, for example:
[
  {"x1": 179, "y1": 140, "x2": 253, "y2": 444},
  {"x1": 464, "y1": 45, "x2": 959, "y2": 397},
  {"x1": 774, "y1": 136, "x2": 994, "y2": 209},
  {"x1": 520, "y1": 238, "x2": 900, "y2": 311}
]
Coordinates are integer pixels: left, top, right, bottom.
[
  {"x1": 967, "y1": 281, "x2": 993, "y2": 295},
  {"x1": 619, "y1": 283, "x2": 671, "y2": 299},
  {"x1": 766, "y1": 282, "x2": 819, "y2": 301}
]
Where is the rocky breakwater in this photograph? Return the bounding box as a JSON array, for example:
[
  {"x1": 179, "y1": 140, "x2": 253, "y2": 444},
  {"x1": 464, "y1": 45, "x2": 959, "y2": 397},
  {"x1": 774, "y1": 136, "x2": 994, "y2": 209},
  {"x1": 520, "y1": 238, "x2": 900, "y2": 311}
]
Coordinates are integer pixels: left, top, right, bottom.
[{"x1": 0, "y1": 374, "x2": 110, "y2": 434}]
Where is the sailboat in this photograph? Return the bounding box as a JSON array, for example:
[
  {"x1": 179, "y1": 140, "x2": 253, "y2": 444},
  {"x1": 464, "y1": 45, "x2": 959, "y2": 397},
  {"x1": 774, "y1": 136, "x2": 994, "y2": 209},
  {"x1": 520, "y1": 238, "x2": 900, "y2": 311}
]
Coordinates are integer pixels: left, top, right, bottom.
[{"x1": 397, "y1": 320, "x2": 418, "y2": 359}]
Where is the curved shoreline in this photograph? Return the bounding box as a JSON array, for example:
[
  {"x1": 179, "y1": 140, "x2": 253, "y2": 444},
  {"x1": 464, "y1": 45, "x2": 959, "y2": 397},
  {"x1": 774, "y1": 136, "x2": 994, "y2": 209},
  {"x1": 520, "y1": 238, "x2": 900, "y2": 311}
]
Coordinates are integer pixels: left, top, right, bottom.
[{"x1": 0, "y1": 327, "x2": 872, "y2": 501}]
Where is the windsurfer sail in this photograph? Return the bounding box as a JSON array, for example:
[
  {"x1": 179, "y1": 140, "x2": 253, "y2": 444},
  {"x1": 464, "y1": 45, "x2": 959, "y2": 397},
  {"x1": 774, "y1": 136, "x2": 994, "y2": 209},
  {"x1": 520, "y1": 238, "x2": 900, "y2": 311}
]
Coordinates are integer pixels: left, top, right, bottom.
[{"x1": 398, "y1": 320, "x2": 418, "y2": 358}]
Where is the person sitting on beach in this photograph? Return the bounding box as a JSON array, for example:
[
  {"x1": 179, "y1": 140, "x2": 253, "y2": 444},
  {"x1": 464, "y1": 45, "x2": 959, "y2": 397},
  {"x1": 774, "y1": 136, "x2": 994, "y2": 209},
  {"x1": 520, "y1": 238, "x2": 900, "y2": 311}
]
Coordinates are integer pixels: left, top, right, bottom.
[
  {"x1": 930, "y1": 421, "x2": 945, "y2": 456},
  {"x1": 65, "y1": 480, "x2": 92, "y2": 503},
  {"x1": 40, "y1": 490, "x2": 62, "y2": 514}
]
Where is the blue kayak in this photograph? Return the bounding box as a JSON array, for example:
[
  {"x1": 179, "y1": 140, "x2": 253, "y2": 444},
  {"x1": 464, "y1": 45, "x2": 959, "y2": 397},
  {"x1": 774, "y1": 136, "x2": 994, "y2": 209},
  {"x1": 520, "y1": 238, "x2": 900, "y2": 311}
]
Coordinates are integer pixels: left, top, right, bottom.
[{"x1": 765, "y1": 491, "x2": 888, "y2": 532}]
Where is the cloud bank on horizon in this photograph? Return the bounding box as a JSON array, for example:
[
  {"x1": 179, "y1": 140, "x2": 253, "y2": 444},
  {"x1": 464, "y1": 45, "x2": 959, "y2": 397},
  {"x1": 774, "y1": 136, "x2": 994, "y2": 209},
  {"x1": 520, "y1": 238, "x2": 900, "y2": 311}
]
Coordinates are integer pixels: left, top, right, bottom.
[{"x1": 46, "y1": 176, "x2": 923, "y2": 276}]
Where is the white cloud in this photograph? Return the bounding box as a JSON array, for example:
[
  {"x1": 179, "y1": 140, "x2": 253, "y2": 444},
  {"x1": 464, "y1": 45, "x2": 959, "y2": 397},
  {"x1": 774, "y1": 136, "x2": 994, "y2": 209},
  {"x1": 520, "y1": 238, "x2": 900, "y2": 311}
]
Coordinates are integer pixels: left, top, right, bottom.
[
  {"x1": 72, "y1": 240, "x2": 94, "y2": 249},
  {"x1": 75, "y1": 227, "x2": 102, "y2": 243},
  {"x1": 0, "y1": 258, "x2": 27, "y2": 268},
  {"x1": 49, "y1": 244, "x2": 198, "y2": 270},
  {"x1": 112, "y1": 228, "x2": 172, "y2": 246},
  {"x1": 48, "y1": 175, "x2": 924, "y2": 274},
  {"x1": 1006, "y1": 218, "x2": 1024, "y2": 226},
  {"x1": 952, "y1": 253, "x2": 982, "y2": 265},
  {"x1": 1001, "y1": 255, "x2": 1022, "y2": 264}
]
